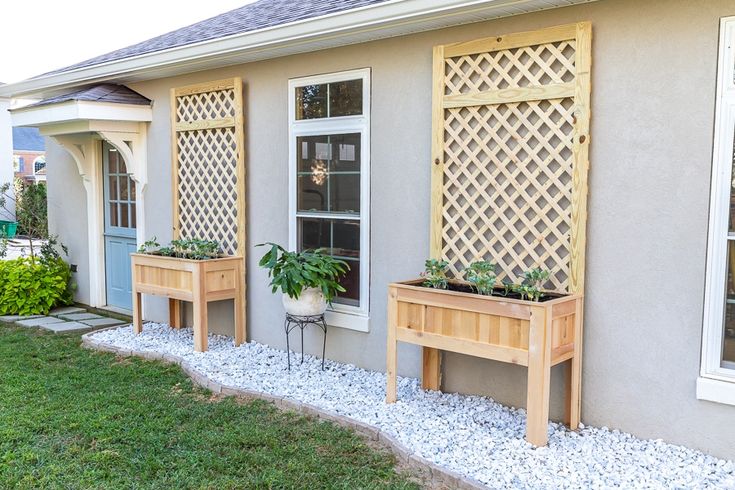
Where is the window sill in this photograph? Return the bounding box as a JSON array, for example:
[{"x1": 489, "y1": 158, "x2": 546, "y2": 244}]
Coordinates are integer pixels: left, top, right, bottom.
[
  {"x1": 325, "y1": 309, "x2": 369, "y2": 332},
  {"x1": 696, "y1": 376, "x2": 735, "y2": 406}
]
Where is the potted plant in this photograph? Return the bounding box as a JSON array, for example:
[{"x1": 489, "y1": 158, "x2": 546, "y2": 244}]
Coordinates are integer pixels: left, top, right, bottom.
[
  {"x1": 131, "y1": 237, "x2": 245, "y2": 352},
  {"x1": 257, "y1": 242, "x2": 349, "y2": 316}
]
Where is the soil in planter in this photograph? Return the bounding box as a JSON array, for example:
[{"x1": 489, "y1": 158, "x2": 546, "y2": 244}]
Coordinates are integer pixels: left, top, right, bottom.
[{"x1": 418, "y1": 281, "x2": 565, "y2": 303}]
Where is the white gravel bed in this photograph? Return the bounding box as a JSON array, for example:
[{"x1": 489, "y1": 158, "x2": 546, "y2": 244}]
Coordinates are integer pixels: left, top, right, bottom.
[{"x1": 90, "y1": 323, "x2": 735, "y2": 489}]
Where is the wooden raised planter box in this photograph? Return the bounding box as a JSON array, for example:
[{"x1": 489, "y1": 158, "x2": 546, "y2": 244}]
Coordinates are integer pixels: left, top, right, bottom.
[
  {"x1": 386, "y1": 280, "x2": 583, "y2": 447},
  {"x1": 131, "y1": 253, "x2": 245, "y2": 352}
]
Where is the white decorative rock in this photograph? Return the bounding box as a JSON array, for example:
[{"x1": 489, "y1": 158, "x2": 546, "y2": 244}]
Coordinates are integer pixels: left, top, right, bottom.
[
  {"x1": 87, "y1": 324, "x2": 735, "y2": 489},
  {"x1": 282, "y1": 288, "x2": 327, "y2": 316}
]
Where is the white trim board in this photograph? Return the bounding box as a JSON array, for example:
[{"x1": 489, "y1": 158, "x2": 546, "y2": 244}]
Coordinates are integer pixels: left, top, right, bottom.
[
  {"x1": 288, "y1": 68, "x2": 371, "y2": 333},
  {"x1": 700, "y1": 16, "x2": 735, "y2": 405},
  {"x1": 0, "y1": 0, "x2": 596, "y2": 99}
]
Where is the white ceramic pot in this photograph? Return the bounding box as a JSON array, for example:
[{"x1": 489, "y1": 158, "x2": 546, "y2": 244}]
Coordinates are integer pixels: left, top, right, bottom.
[{"x1": 282, "y1": 287, "x2": 327, "y2": 316}]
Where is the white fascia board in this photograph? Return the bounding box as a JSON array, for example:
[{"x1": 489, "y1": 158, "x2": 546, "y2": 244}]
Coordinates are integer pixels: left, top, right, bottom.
[
  {"x1": 0, "y1": 0, "x2": 593, "y2": 98},
  {"x1": 11, "y1": 101, "x2": 152, "y2": 127}
]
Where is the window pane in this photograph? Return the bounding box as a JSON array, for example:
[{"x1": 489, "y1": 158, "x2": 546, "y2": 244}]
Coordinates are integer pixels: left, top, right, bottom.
[
  {"x1": 297, "y1": 134, "x2": 360, "y2": 172},
  {"x1": 109, "y1": 176, "x2": 118, "y2": 200},
  {"x1": 333, "y1": 133, "x2": 360, "y2": 172},
  {"x1": 120, "y1": 176, "x2": 129, "y2": 201},
  {"x1": 329, "y1": 174, "x2": 360, "y2": 213},
  {"x1": 329, "y1": 79, "x2": 362, "y2": 117},
  {"x1": 298, "y1": 218, "x2": 330, "y2": 251},
  {"x1": 108, "y1": 150, "x2": 118, "y2": 173},
  {"x1": 130, "y1": 203, "x2": 137, "y2": 229},
  {"x1": 130, "y1": 177, "x2": 136, "y2": 200},
  {"x1": 333, "y1": 220, "x2": 360, "y2": 259},
  {"x1": 109, "y1": 203, "x2": 118, "y2": 227},
  {"x1": 297, "y1": 218, "x2": 360, "y2": 305},
  {"x1": 298, "y1": 175, "x2": 327, "y2": 212},
  {"x1": 296, "y1": 84, "x2": 327, "y2": 119},
  {"x1": 730, "y1": 134, "x2": 735, "y2": 232},
  {"x1": 725, "y1": 241, "x2": 735, "y2": 366},
  {"x1": 120, "y1": 203, "x2": 129, "y2": 228}
]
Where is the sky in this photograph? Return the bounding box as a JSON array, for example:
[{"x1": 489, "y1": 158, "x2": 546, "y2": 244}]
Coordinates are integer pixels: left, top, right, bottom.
[{"x1": 0, "y1": 1, "x2": 255, "y2": 84}]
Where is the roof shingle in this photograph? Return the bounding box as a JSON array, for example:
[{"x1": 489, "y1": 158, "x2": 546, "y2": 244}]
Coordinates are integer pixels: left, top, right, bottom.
[
  {"x1": 27, "y1": 84, "x2": 152, "y2": 108},
  {"x1": 42, "y1": 0, "x2": 390, "y2": 76}
]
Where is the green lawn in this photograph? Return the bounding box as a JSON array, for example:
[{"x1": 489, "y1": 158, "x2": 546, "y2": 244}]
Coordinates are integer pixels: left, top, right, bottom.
[{"x1": 0, "y1": 324, "x2": 418, "y2": 489}]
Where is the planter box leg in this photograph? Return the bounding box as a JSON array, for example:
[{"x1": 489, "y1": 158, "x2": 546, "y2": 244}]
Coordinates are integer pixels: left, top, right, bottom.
[
  {"x1": 566, "y1": 298, "x2": 584, "y2": 429},
  {"x1": 386, "y1": 288, "x2": 398, "y2": 403},
  {"x1": 422, "y1": 347, "x2": 442, "y2": 391},
  {"x1": 192, "y1": 299, "x2": 208, "y2": 353},
  {"x1": 133, "y1": 291, "x2": 143, "y2": 334},
  {"x1": 169, "y1": 299, "x2": 181, "y2": 329},
  {"x1": 234, "y1": 291, "x2": 246, "y2": 346},
  {"x1": 526, "y1": 307, "x2": 551, "y2": 447}
]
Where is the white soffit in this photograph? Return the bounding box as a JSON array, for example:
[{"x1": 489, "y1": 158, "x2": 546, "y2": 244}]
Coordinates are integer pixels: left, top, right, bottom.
[
  {"x1": 1, "y1": 0, "x2": 595, "y2": 99},
  {"x1": 11, "y1": 100, "x2": 153, "y2": 128}
]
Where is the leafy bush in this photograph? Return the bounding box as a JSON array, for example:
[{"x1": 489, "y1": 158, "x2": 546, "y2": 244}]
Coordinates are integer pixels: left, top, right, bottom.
[
  {"x1": 138, "y1": 237, "x2": 222, "y2": 260},
  {"x1": 464, "y1": 260, "x2": 497, "y2": 295},
  {"x1": 15, "y1": 181, "x2": 47, "y2": 238},
  {"x1": 0, "y1": 256, "x2": 73, "y2": 315},
  {"x1": 257, "y1": 242, "x2": 348, "y2": 303},
  {"x1": 421, "y1": 259, "x2": 449, "y2": 289}
]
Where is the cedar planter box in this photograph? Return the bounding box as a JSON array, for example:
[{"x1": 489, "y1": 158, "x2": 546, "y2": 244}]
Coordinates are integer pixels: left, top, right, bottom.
[
  {"x1": 131, "y1": 253, "x2": 245, "y2": 352},
  {"x1": 385, "y1": 279, "x2": 583, "y2": 447}
]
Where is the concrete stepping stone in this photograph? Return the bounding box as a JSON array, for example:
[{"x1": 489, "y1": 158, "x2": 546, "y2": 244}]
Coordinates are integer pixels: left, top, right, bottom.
[
  {"x1": 58, "y1": 312, "x2": 103, "y2": 321},
  {"x1": 0, "y1": 315, "x2": 43, "y2": 322},
  {"x1": 81, "y1": 317, "x2": 127, "y2": 327},
  {"x1": 50, "y1": 306, "x2": 86, "y2": 316},
  {"x1": 41, "y1": 321, "x2": 92, "y2": 334},
  {"x1": 17, "y1": 316, "x2": 65, "y2": 327}
]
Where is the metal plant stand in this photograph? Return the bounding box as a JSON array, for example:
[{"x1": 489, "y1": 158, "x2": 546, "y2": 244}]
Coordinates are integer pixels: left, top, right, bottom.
[{"x1": 284, "y1": 313, "x2": 327, "y2": 371}]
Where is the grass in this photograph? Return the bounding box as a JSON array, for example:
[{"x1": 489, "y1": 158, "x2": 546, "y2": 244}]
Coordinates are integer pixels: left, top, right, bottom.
[{"x1": 0, "y1": 324, "x2": 418, "y2": 489}]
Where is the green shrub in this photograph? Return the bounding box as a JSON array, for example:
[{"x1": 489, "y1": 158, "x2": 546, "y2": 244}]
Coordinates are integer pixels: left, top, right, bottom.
[
  {"x1": 421, "y1": 259, "x2": 449, "y2": 289},
  {"x1": 13, "y1": 181, "x2": 48, "y2": 238},
  {"x1": 0, "y1": 256, "x2": 73, "y2": 315}
]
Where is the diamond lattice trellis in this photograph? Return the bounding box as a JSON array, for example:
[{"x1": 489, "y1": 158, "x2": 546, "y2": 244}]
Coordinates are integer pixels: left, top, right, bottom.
[
  {"x1": 172, "y1": 78, "x2": 245, "y2": 257},
  {"x1": 432, "y1": 24, "x2": 591, "y2": 294}
]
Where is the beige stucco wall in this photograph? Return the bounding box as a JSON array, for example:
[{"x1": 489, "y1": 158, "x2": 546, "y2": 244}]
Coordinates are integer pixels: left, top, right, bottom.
[{"x1": 47, "y1": 0, "x2": 735, "y2": 459}]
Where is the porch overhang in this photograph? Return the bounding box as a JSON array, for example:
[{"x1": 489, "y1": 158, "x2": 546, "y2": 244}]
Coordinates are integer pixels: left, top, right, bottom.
[{"x1": 11, "y1": 100, "x2": 152, "y2": 130}]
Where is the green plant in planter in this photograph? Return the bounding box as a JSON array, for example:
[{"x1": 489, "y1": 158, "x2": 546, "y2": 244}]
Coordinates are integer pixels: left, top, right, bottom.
[
  {"x1": 421, "y1": 259, "x2": 449, "y2": 289},
  {"x1": 256, "y1": 242, "x2": 349, "y2": 303},
  {"x1": 138, "y1": 236, "x2": 222, "y2": 260},
  {"x1": 463, "y1": 260, "x2": 497, "y2": 295},
  {"x1": 512, "y1": 267, "x2": 551, "y2": 302}
]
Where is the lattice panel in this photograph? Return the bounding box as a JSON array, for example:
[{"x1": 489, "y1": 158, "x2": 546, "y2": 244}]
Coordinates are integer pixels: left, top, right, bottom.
[
  {"x1": 172, "y1": 78, "x2": 245, "y2": 257},
  {"x1": 432, "y1": 23, "x2": 591, "y2": 294},
  {"x1": 444, "y1": 41, "x2": 576, "y2": 95}
]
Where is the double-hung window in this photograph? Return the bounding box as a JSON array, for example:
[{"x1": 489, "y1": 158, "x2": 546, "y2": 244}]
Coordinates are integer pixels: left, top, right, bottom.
[
  {"x1": 288, "y1": 69, "x2": 370, "y2": 332},
  {"x1": 700, "y1": 16, "x2": 735, "y2": 404}
]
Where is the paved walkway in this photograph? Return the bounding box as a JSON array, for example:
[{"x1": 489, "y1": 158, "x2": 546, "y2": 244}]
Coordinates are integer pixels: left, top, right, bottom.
[{"x1": 0, "y1": 306, "x2": 129, "y2": 333}]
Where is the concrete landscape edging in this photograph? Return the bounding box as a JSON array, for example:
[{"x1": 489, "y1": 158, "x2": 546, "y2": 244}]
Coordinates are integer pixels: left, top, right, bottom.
[{"x1": 80, "y1": 328, "x2": 487, "y2": 489}]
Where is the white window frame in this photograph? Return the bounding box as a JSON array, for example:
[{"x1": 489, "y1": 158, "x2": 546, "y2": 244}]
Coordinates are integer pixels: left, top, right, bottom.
[
  {"x1": 699, "y1": 16, "x2": 735, "y2": 405},
  {"x1": 288, "y1": 68, "x2": 371, "y2": 332}
]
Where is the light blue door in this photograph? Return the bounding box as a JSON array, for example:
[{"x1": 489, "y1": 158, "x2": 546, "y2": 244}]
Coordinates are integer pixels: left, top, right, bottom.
[{"x1": 103, "y1": 142, "x2": 137, "y2": 310}]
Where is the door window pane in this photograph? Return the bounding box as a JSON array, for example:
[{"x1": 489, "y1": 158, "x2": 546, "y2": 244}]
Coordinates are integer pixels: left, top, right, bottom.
[
  {"x1": 131, "y1": 203, "x2": 136, "y2": 228},
  {"x1": 109, "y1": 176, "x2": 118, "y2": 200},
  {"x1": 119, "y1": 176, "x2": 129, "y2": 201},
  {"x1": 120, "y1": 203, "x2": 129, "y2": 228},
  {"x1": 109, "y1": 203, "x2": 119, "y2": 227}
]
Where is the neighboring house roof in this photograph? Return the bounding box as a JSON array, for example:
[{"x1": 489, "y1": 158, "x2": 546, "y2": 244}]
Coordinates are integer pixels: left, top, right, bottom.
[
  {"x1": 26, "y1": 84, "x2": 152, "y2": 108},
  {"x1": 44, "y1": 0, "x2": 390, "y2": 76},
  {"x1": 12, "y1": 127, "x2": 45, "y2": 152}
]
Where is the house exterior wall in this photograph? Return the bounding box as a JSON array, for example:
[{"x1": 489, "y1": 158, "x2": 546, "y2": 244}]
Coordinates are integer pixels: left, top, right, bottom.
[
  {"x1": 13, "y1": 150, "x2": 44, "y2": 181},
  {"x1": 0, "y1": 97, "x2": 13, "y2": 220},
  {"x1": 47, "y1": 0, "x2": 735, "y2": 459}
]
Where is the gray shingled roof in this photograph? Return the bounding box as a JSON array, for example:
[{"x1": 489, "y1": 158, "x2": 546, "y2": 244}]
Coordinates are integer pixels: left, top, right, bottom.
[
  {"x1": 27, "y1": 84, "x2": 151, "y2": 108},
  {"x1": 12, "y1": 127, "x2": 45, "y2": 152},
  {"x1": 43, "y1": 0, "x2": 390, "y2": 76}
]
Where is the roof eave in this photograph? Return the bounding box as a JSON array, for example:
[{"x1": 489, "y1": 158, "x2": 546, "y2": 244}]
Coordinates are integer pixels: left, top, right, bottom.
[{"x1": 0, "y1": 0, "x2": 593, "y2": 99}]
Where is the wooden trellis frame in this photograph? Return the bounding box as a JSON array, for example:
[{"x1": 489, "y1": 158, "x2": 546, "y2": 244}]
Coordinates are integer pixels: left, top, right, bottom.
[
  {"x1": 170, "y1": 77, "x2": 247, "y2": 345},
  {"x1": 385, "y1": 22, "x2": 591, "y2": 446},
  {"x1": 430, "y1": 22, "x2": 591, "y2": 295}
]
